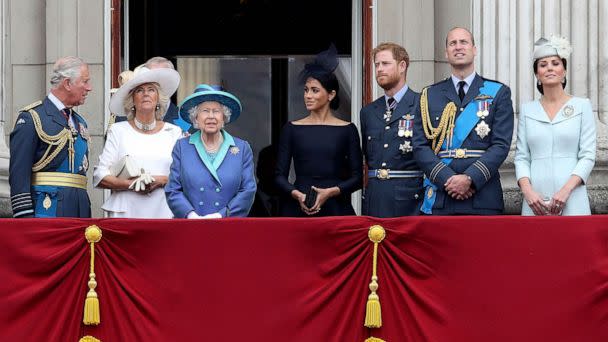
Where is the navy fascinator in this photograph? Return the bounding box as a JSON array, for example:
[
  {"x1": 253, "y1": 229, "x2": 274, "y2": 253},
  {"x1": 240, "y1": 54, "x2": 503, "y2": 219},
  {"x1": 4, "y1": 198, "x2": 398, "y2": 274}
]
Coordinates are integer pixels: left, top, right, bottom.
[{"x1": 298, "y1": 43, "x2": 339, "y2": 84}]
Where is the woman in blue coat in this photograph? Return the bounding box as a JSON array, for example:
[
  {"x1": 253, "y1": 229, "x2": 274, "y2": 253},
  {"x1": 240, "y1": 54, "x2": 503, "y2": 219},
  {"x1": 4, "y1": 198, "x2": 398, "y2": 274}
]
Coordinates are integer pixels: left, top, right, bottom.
[
  {"x1": 515, "y1": 36, "x2": 596, "y2": 216},
  {"x1": 165, "y1": 84, "x2": 256, "y2": 218}
]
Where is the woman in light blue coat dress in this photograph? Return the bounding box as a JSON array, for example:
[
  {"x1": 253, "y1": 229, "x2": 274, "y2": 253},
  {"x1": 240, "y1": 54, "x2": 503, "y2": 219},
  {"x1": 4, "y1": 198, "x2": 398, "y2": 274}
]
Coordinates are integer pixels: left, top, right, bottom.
[
  {"x1": 165, "y1": 84, "x2": 256, "y2": 218},
  {"x1": 515, "y1": 36, "x2": 596, "y2": 216}
]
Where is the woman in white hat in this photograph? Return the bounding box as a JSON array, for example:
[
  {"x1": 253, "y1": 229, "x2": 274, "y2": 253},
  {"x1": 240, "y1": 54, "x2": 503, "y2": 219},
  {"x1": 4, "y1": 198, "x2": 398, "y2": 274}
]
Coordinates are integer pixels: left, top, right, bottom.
[
  {"x1": 93, "y1": 66, "x2": 183, "y2": 218},
  {"x1": 165, "y1": 84, "x2": 256, "y2": 218},
  {"x1": 515, "y1": 35, "x2": 596, "y2": 216}
]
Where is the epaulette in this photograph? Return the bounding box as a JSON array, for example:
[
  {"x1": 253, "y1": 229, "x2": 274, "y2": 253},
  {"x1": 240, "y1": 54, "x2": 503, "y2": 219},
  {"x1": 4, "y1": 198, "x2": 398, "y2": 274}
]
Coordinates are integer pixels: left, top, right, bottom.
[
  {"x1": 429, "y1": 78, "x2": 450, "y2": 87},
  {"x1": 481, "y1": 76, "x2": 505, "y2": 85},
  {"x1": 19, "y1": 100, "x2": 42, "y2": 112}
]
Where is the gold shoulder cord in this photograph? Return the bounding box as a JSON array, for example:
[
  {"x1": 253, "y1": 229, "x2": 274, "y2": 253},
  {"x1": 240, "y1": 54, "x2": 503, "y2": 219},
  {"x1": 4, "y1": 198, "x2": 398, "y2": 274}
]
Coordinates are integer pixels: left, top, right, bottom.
[
  {"x1": 420, "y1": 87, "x2": 457, "y2": 154},
  {"x1": 28, "y1": 109, "x2": 75, "y2": 172}
]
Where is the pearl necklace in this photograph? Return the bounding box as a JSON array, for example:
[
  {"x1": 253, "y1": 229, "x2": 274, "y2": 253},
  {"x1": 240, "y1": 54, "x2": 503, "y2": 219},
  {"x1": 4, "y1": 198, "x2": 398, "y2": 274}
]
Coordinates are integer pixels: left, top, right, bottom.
[
  {"x1": 134, "y1": 117, "x2": 157, "y2": 131},
  {"x1": 202, "y1": 134, "x2": 223, "y2": 153}
]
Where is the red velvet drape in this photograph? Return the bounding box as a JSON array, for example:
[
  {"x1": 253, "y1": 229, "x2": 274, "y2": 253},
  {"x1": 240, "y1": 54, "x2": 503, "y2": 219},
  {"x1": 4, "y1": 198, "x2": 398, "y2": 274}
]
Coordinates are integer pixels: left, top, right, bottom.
[{"x1": 1, "y1": 216, "x2": 607, "y2": 341}]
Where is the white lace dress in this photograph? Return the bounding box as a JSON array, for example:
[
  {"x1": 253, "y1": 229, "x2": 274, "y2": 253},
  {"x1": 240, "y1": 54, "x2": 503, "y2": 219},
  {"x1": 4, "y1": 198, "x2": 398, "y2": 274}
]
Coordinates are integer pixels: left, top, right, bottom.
[{"x1": 93, "y1": 121, "x2": 183, "y2": 218}]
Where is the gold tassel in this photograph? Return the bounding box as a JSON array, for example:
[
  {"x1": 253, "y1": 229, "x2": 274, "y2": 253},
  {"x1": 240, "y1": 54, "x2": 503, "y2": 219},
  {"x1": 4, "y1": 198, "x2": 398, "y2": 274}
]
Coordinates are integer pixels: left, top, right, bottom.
[
  {"x1": 83, "y1": 225, "x2": 102, "y2": 325},
  {"x1": 79, "y1": 336, "x2": 101, "y2": 342},
  {"x1": 365, "y1": 337, "x2": 386, "y2": 342},
  {"x1": 364, "y1": 225, "x2": 386, "y2": 328}
]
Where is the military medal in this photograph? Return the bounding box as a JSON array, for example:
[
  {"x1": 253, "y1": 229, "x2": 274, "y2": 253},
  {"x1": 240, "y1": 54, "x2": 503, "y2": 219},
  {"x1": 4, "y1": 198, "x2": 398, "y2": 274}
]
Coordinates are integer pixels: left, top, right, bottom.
[
  {"x1": 80, "y1": 125, "x2": 90, "y2": 140},
  {"x1": 383, "y1": 110, "x2": 392, "y2": 122},
  {"x1": 82, "y1": 155, "x2": 89, "y2": 172},
  {"x1": 398, "y1": 119, "x2": 406, "y2": 137},
  {"x1": 477, "y1": 100, "x2": 489, "y2": 119},
  {"x1": 563, "y1": 105, "x2": 574, "y2": 117},
  {"x1": 43, "y1": 194, "x2": 52, "y2": 210},
  {"x1": 482, "y1": 101, "x2": 489, "y2": 118},
  {"x1": 399, "y1": 141, "x2": 412, "y2": 154},
  {"x1": 68, "y1": 121, "x2": 78, "y2": 137},
  {"x1": 403, "y1": 114, "x2": 414, "y2": 137},
  {"x1": 230, "y1": 146, "x2": 240, "y2": 155},
  {"x1": 475, "y1": 121, "x2": 491, "y2": 139},
  {"x1": 477, "y1": 100, "x2": 484, "y2": 118}
]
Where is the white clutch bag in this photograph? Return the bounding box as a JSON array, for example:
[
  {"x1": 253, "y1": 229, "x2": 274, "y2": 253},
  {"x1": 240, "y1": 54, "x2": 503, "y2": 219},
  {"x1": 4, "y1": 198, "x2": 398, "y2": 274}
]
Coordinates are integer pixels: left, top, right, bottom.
[{"x1": 110, "y1": 155, "x2": 141, "y2": 179}]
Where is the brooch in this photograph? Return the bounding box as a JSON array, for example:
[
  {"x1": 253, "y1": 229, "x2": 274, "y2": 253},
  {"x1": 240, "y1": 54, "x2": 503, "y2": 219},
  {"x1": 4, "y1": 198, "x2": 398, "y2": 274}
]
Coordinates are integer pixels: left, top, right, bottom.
[
  {"x1": 230, "y1": 146, "x2": 240, "y2": 155},
  {"x1": 475, "y1": 121, "x2": 491, "y2": 139},
  {"x1": 399, "y1": 141, "x2": 413, "y2": 154},
  {"x1": 563, "y1": 105, "x2": 574, "y2": 118}
]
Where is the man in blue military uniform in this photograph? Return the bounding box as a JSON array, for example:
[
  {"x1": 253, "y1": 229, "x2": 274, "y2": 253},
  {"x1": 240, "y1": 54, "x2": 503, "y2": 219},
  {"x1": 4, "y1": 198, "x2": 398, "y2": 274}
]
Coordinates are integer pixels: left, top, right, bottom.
[
  {"x1": 412, "y1": 27, "x2": 514, "y2": 215},
  {"x1": 360, "y1": 42, "x2": 424, "y2": 217},
  {"x1": 9, "y1": 56, "x2": 93, "y2": 218}
]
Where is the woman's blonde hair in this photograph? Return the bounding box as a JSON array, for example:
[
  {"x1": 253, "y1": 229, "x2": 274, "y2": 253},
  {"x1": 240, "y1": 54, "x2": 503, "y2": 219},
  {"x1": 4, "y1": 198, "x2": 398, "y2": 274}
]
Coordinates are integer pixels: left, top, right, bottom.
[{"x1": 123, "y1": 82, "x2": 169, "y2": 120}]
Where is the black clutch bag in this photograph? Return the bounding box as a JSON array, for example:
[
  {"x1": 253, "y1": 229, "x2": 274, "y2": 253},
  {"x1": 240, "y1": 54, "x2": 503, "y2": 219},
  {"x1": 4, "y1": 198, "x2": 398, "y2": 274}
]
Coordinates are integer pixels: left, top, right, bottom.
[{"x1": 304, "y1": 187, "x2": 318, "y2": 208}]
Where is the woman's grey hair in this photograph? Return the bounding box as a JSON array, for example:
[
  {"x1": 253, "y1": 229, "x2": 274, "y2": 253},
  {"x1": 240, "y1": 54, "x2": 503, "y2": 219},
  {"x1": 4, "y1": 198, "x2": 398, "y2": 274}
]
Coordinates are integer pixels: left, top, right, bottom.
[
  {"x1": 49, "y1": 56, "x2": 86, "y2": 88},
  {"x1": 188, "y1": 101, "x2": 232, "y2": 129},
  {"x1": 123, "y1": 82, "x2": 169, "y2": 120}
]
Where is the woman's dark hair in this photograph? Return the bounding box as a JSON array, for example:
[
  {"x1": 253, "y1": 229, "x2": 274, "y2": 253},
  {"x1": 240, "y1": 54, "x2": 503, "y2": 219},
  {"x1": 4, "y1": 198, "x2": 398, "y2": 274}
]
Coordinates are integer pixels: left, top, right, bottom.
[
  {"x1": 533, "y1": 57, "x2": 567, "y2": 94},
  {"x1": 299, "y1": 44, "x2": 341, "y2": 110},
  {"x1": 303, "y1": 73, "x2": 340, "y2": 110}
]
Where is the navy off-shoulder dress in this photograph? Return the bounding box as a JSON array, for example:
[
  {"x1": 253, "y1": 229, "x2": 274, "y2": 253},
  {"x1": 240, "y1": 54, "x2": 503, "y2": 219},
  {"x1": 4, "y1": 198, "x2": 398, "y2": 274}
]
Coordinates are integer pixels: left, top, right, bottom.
[{"x1": 275, "y1": 122, "x2": 363, "y2": 217}]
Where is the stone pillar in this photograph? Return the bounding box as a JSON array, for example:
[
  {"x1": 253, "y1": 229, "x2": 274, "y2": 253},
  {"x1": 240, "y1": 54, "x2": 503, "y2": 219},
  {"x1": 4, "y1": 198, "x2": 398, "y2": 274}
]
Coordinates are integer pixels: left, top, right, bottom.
[
  {"x1": 2, "y1": 0, "x2": 106, "y2": 217},
  {"x1": 0, "y1": 0, "x2": 11, "y2": 217}
]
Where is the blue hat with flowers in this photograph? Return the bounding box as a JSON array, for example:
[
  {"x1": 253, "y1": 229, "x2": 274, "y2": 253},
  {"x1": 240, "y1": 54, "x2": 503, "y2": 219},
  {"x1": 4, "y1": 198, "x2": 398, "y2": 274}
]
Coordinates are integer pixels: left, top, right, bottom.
[{"x1": 178, "y1": 84, "x2": 242, "y2": 124}]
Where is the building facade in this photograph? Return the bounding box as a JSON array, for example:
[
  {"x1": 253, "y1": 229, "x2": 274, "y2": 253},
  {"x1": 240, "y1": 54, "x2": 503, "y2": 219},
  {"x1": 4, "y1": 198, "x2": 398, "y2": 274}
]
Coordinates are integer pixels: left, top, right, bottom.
[{"x1": 1, "y1": 0, "x2": 606, "y2": 216}]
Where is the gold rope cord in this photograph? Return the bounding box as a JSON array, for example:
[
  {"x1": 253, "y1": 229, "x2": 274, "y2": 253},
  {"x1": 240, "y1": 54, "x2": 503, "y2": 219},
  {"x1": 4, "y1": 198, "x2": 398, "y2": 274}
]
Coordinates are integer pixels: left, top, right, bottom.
[
  {"x1": 420, "y1": 87, "x2": 457, "y2": 154},
  {"x1": 364, "y1": 225, "x2": 386, "y2": 329},
  {"x1": 83, "y1": 225, "x2": 102, "y2": 325},
  {"x1": 28, "y1": 109, "x2": 74, "y2": 172}
]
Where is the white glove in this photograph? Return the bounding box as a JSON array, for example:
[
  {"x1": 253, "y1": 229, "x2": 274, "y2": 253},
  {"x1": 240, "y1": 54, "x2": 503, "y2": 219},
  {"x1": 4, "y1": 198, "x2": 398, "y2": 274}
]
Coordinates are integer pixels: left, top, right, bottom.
[
  {"x1": 202, "y1": 212, "x2": 222, "y2": 219},
  {"x1": 128, "y1": 170, "x2": 155, "y2": 192},
  {"x1": 187, "y1": 211, "x2": 222, "y2": 219},
  {"x1": 187, "y1": 211, "x2": 202, "y2": 219}
]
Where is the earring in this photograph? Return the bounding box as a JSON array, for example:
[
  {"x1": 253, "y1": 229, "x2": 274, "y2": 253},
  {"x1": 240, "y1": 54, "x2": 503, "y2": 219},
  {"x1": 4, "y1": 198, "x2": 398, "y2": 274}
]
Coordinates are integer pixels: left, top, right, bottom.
[
  {"x1": 131, "y1": 106, "x2": 135, "y2": 112},
  {"x1": 155, "y1": 104, "x2": 160, "y2": 110},
  {"x1": 537, "y1": 79, "x2": 541, "y2": 86},
  {"x1": 562, "y1": 76, "x2": 567, "y2": 85}
]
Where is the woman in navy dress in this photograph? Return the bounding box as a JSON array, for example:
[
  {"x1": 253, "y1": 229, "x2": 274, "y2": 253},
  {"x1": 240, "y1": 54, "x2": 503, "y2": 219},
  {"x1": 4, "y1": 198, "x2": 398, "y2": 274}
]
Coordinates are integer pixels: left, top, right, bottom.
[{"x1": 275, "y1": 45, "x2": 363, "y2": 217}]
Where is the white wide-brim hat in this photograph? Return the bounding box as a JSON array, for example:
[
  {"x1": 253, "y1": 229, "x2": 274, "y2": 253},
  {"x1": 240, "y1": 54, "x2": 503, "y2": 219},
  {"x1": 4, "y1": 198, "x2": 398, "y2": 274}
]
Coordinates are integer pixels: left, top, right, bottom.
[{"x1": 109, "y1": 67, "x2": 180, "y2": 116}]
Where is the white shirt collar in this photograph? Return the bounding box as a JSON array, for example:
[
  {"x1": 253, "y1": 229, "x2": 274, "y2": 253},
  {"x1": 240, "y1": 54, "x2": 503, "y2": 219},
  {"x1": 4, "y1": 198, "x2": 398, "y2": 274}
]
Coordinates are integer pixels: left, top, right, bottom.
[
  {"x1": 451, "y1": 72, "x2": 476, "y2": 94},
  {"x1": 48, "y1": 92, "x2": 68, "y2": 111},
  {"x1": 385, "y1": 84, "x2": 409, "y2": 106}
]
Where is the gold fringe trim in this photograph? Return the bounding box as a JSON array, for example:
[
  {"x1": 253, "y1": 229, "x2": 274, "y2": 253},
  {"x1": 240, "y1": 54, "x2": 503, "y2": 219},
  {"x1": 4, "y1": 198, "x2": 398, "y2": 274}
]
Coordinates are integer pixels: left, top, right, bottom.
[
  {"x1": 364, "y1": 225, "x2": 386, "y2": 328},
  {"x1": 365, "y1": 337, "x2": 386, "y2": 342},
  {"x1": 83, "y1": 225, "x2": 102, "y2": 325},
  {"x1": 79, "y1": 336, "x2": 101, "y2": 342}
]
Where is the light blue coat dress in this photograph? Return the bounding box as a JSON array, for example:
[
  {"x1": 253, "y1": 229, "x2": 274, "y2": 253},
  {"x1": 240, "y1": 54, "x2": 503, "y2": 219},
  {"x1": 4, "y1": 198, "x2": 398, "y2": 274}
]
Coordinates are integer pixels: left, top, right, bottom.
[
  {"x1": 515, "y1": 97, "x2": 596, "y2": 215},
  {"x1": 165, "y1": 130, "x2": 256, "y2": 218}
]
